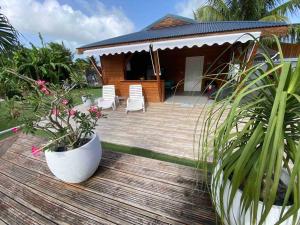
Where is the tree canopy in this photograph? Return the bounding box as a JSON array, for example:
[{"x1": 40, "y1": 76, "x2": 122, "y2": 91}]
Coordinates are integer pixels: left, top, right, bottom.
[
  {"x1": 194, "y1": 0, "x2": 300, "y2": 22},
  {"x1": 194, "y1": 0, "x2": 300, "y2": 42}
]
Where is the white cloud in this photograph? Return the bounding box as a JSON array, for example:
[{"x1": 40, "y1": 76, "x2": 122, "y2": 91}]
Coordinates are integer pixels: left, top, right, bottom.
[
  {"x1": 0, "y1": 0, "x2": 134, "y2": 51},
  {"x1": 175, "y1": 0, "x2": 206, "y2": 18}
]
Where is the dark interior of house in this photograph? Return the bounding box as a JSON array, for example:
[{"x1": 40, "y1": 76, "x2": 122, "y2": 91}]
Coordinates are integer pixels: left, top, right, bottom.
[{"x1": 125, "y1": 52, "x2": 155, "y2": 80}]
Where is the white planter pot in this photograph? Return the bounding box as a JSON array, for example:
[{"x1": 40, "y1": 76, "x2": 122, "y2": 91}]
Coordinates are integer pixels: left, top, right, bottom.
[
  {"x1": 45, "y1": 134, "x2": 102, "y2": 183},
  {"x1": 211, "y1": 163, "x2": 300, "y2": 225},
  {"x1": 81, "y1": 96, "x2": 92, "y2": 107}
]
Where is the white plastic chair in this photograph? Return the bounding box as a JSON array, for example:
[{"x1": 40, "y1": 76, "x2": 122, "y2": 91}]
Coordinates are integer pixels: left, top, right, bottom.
[
  {"x1": 126, "y1": 84, "x2": 145, "y2": 113},
  {"x1": 98, "y1": 85, "x2": 117, "y2": 110}
]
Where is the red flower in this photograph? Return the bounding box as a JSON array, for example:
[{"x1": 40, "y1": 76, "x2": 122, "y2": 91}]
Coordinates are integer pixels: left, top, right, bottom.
[
  {"x1": 51, "y1": 108, "x2": 59, "y2": 116},
  {"x1": 96, "y1": 111, "x2": 101, "y2": 118},
  {"x1": 31, "y1": 146, "x2": 41, "y2": 157},
  {"x1": 61, "y1": 99, "x2": 69, "y2": 105},
  {"x1": 69, "y1": 108, "x2": 77, "y2": 116},
  {"x1": 11, "y1": 127, "x2": 19, "y2": 133},
  {"x1": 36, "y1": 80, "x2": 46, "y2": 86},
  {"x1": 88, "y1": 106, "x2": 98, "y2": 113},
  {"x1": 40, "y1": 86, "x2": 50, "y2": 95}
]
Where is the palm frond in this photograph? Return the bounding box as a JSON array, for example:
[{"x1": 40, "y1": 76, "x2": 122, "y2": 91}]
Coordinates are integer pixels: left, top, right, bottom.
[
  {"x1": 195, "y1": 5, "x2": 228, "y2": 21},
  {"x1": 200, "y1": 37, "x2": 300, "y2": 224},
  {"x1": 0, "y1": 12, "x2": 19, "y2": 54},
  {"x1": 268, "y1": 0, "x2": 300, "y2": 16},
  {"x1": 259, "y1": 14, "x2": 288, "y2": 22}
]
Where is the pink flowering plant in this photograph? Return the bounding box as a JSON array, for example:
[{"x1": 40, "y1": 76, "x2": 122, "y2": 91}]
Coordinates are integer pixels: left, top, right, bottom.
[{"x1": 7, "y1": 69, "x2": 103, "y2": 153}]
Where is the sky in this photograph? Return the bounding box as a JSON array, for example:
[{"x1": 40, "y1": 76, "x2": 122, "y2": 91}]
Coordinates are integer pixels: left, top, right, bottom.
[{"x1": 0, "y1": 0, "x2": 299, "y2": 55}]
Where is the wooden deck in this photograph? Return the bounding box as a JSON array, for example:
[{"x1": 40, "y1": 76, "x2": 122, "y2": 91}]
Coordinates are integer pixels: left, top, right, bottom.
[
  {"x1": 77, "y1": 102, "x2": 216, "y2": 160},
  {"x1": 0, "y1": 134, "x2": 217, "y2": 225}
]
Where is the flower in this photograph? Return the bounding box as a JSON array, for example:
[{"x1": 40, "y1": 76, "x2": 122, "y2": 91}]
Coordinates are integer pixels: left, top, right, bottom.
[
  {"x1": 88, "y1": 106, "x2": 98, "y2": 113},
  {"x1": 61, "y1": 99, "x2": 69, "y2": 105},
  {"x1": 36, "y1": 80, "x2": 50, "y2": 95},
  {"x1": 31, "y1": 146, "x2": 41, "y2": 157},
  {"x1": 51, "y1": 108, "x2": 59, "y2": 116},
  {"x1": 69, "y1": 108, "x2": 77, "y2": 116},
  {"x1": 40, "y1": 86, "x2": 50, "y2": 95},
  {"x1": 96, "y1": 111, "x2": 101, "y2": 118},
  {"x1": 88, "y1": 106, "x2": 102, "y2": 119},
  {"x1": 36, "y1": 80, "x2": 46, "y2": 86},
  {"x1": 11, "y1": 127, "x2": 19, "y2": 133}
]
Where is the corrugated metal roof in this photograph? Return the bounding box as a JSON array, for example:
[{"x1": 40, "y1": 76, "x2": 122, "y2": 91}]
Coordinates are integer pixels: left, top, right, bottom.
[{"x1": 79, "y1": 17, "x2": 287, "y2": 49}]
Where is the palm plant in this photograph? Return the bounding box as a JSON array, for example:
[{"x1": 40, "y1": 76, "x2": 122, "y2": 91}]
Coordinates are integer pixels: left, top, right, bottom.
[
  {"x1": 0, "y1": 12, "x2": 18, "y2": 54},
  {"x1": 200, "y1": 38, "x2": 300, "y2": 224},
  {"x1": 13, "y1": 35, "x2": 72, "y2": 84},
  {"x1": 195, "y1": 0, "x2": 300, "y2": 22},
  {"x1": 194, "y1": 0, "x2": 300, "y2": 42}
]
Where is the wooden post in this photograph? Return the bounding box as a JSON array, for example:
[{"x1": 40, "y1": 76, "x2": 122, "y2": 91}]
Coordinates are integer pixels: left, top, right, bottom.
[
  {"x1": 153, "y1": 50, "x2": 163, "y2": 102},
  {"x1": 89, "y1": 56, "x2": 103, "y2": 84},
  {"x1": 246, "y1": 42, "x2": 259, "y2": 69}
]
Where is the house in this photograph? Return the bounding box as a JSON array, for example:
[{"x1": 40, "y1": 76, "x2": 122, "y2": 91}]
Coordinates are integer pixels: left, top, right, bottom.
[{"x1": 77, "y1": 14, "x2": 288, "y2": 102}]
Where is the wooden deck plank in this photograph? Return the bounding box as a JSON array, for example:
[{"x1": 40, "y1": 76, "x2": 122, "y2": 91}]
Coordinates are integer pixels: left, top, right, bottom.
[
  {"x1": 102, "y1": 151, "x2": 200, "y2": 178},
  {"x1": 10, "y1": 136, "x2": 209, "y2": 188},
  {"x1": 7, "y1": 144, "x2": 210, "y2": 204},
  {"x1": 0, "y1": 219, "x2": 8, "y2": 225},
  {"x1": 0, "y1": 191, "x2": 56, "y2": 225},
  {"x1": 0, "y1": 159, "x2": 174, "y2": 225},
  {"x1": 0, "y1": 135, "x2": 217, "y2": 225},
  {"x1": 0, "y1": 172, "x2": 110, "y2": 225},
  {"x1": 1, "y1": 152, "x2": 215, "y2": 225}
]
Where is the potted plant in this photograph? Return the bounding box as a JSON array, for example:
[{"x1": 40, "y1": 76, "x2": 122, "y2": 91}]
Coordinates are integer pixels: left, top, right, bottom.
[
  {"x1": 6, "y1": 69, "x2": 103, "y2": 183},
  {"x1": 199, "y1": 40, "x2": 300, "y2": 224}
]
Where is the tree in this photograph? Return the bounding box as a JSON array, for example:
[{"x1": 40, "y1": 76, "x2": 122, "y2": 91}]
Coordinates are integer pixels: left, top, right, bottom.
[
  {"x1": 194, "y1": 0, "x2": 300, "y2": 22},
  {"x1": 194, "y1": 0, "x2": 300, "y2": 42},
  {"x1": 0, "y1": 12, "x2": 19, "y2": 53},
  {"x1": 13, "y1": 35, "x2": 72, "y2": 84}
]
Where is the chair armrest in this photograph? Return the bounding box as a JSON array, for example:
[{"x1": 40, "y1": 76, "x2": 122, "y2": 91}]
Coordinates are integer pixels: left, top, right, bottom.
[{"x1": 97, "y1": 98, "x2": 104, "y2": 103}]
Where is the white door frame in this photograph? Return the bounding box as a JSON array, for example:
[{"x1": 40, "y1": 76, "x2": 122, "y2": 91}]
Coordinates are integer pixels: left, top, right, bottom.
[{"x1": 184, "y1": 56, "x2": 204, "y2": 92}]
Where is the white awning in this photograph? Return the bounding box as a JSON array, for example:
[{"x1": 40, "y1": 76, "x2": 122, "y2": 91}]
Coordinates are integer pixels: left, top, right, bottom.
[
  {"x1": 83, "y1": 32, "x2": 261, "y2": 56},
  {"x1": 84, "y1": 42, "x2": 151, "y2": 56},
  {"x1": 152, "y1": 32, "x2": 261, "y2": 51}
]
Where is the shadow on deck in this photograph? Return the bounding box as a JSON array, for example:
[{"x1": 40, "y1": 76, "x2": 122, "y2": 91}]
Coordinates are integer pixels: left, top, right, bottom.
[{"x1": 0, "y1": 134, "x2": 217, "y2": 225}]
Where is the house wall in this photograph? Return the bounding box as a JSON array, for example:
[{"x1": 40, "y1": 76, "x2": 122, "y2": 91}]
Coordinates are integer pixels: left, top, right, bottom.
[
  {"x1": 100, "y1": 43, "x2": 248, "y2": 102},
  {"x1": 280, "y1": 43, "x2": 300, "y2": 58},
  {"x1": 159, "y1": 43, "x2": 243, "y2": 92},
  {"x1": 100, "y1": 54, "x2": 163, "y2": 102}
]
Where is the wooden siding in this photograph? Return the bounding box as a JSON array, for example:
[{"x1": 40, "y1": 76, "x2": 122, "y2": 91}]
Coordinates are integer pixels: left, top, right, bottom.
[
  {"x1": 280, "y1": 43, "x2": 300, "y2": 58},
  {"x1": 100, "y1": 54, "x2": 164, "y2": 102},
  {"x1": 119, "y1": 80, "x2": 163, "y2": 102},
  {"x1": 150, "y1": 17, "x2": 191, "y2": 30}
]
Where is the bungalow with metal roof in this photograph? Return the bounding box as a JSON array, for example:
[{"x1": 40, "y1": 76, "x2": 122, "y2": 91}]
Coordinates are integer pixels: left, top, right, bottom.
[{"x1": 77, "y1": 14, "x2": 288, "y2": 102}]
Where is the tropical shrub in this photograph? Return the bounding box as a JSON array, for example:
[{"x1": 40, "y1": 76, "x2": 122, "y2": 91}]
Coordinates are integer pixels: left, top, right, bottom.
[
  {"x1": 199, "y1": 39, "x2": 300, "y2": 224},
  {"x1": 4, "y1": 69, "x2": 103, "y2": 154},
  {"x1": 3, "y1": 96, "x2": 22, "y2": 119},
  {"x1": 13, "y1": 35, "x2": 72, "y2": 84}
]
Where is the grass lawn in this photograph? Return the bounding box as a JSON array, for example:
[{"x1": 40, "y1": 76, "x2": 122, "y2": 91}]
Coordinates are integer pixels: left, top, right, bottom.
[
  {"x1": 69, "y1": 87, "x2": 102, "y2": 105},
  {"x1": 0, "y1": 101, "x2": 24, "y2": 139},
  {"x1": 0, "y1": 87, "x2": 102, "y2": 140},
  {"x1": 102, "y1": 142, "x2": 202, "y2": 168}
]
